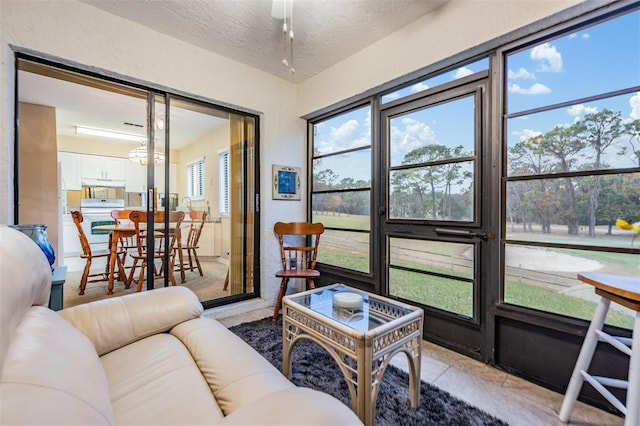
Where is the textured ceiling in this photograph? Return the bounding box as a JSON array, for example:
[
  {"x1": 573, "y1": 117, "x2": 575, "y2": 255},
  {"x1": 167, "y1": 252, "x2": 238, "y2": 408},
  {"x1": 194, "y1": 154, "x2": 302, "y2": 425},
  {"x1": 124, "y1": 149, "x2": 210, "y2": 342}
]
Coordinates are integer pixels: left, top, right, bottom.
[{"x1": 81, "y1": 0, "x2": 450, "y2": 83}]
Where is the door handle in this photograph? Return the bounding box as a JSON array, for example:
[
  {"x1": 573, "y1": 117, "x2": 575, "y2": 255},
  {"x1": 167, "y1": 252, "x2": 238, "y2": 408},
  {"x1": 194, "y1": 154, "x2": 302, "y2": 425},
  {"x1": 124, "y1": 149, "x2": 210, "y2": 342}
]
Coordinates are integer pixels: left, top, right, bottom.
[{"x1": 435, "y1": 228, "x2": 495, "y2": 239}]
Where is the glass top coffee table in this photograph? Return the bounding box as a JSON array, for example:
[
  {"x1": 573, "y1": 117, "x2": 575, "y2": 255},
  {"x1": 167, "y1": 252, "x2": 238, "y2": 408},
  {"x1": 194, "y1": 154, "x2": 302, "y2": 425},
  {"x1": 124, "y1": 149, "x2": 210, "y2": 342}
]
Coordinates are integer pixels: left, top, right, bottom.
[{"x1": 282, "y1": 283, "x2": 424, "y2": 426}]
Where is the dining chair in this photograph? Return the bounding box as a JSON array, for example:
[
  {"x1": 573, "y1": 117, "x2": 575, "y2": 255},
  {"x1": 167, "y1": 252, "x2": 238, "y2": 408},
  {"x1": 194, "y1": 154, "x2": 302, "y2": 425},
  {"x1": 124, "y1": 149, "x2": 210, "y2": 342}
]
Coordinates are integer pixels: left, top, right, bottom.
[
  {"x1": 128, "y1": 210, "x2": 185, "y2": 292},
  {"x1": 110, "y1": 209, "x2": 136, "y2": 270},
  {"x1": 175, "y1": 210, "x2": 208, "y2": 276},
  {"x1": 71, "y1": 210, "x2": 128, "y2": 295},
  {"x1": 272, "y1": 221, "x2": 325, "y2": 322}
]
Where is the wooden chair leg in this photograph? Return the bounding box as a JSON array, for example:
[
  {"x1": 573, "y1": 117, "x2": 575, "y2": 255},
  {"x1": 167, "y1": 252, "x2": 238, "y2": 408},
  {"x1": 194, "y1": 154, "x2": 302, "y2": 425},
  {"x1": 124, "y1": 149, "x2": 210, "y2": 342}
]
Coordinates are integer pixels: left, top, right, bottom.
[
  {"x1": 223, "y1": 269, "x2": 229, "y2": 291},
  {"x1": 79, "y1": 259, "x2": 91, "y2": 295},
  {"x1": 272, "y1": 277, "x2": 289, "y2": 323},
  {"x1": 187, "y1": 250, "x2": 194, "y2": 272},
  {"x1": 128, "y1": 258, "x2": 140, "y2": 285},
  {"x1": 193, "y1": 249, "x2": 203, "y2": 276},
  {"x1": 117, "y1": 255, "x2": 129, "y2": 288},
  {"x1": 136, "y1": 262, "x2": 146, "y2": 292},
  {"x1": 169, "y1": 254, "x2": 178, "y2": 286}
]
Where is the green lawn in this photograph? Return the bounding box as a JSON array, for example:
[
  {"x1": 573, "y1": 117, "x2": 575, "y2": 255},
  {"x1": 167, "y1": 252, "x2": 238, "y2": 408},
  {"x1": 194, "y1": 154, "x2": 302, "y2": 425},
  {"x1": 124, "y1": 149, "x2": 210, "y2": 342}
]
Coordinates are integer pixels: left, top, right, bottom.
[{"x1": 319, "y1": 244, "x2": 635, "y2": 329}]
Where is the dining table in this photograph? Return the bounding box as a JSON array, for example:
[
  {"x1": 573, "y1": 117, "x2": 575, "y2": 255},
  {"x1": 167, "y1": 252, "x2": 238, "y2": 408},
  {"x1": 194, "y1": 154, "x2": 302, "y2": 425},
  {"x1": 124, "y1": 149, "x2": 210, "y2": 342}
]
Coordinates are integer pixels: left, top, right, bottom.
[{"x1": 93, "y1": 222, "x2": 186, "y2": 294}]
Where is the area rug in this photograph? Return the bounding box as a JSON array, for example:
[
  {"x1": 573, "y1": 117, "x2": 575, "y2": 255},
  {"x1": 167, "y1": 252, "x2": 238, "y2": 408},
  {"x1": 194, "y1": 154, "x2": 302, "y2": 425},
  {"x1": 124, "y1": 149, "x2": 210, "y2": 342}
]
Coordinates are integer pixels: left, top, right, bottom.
[{"x1": 229, "y1": 317, "x2": 508, "y2": 426}]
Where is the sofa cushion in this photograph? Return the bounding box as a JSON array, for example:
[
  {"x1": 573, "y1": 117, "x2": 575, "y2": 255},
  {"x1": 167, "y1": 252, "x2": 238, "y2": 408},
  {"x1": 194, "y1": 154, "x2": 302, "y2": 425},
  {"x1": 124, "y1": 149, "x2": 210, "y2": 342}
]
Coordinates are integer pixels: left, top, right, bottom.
[
  {"x1": 101, "y1": 333, "x2": 223, "y2": 425},
  {"x1": 170, "y1": 318, "x2": 295, "y2": 416},
  {"x1": 0, "y1": 307, "x2": 114, "y2": 425},
  {"x1": 216, "y1": 387, "x2": 361, "y2": 426}
]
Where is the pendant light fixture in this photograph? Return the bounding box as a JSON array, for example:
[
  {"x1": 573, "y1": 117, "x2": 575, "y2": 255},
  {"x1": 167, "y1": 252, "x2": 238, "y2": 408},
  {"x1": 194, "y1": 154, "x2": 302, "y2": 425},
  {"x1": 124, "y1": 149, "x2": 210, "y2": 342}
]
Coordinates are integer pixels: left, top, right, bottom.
[{"x1": 272, "y1": 0, "x2": 295, "y2": 75}]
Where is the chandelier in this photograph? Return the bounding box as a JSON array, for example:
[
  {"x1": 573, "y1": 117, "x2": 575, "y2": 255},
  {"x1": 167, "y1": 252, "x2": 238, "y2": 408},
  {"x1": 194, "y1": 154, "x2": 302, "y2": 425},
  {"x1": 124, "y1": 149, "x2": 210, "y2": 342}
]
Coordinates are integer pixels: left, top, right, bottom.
[{"x1": 129, "y1": 144, "x2": 165, "y2": 165}]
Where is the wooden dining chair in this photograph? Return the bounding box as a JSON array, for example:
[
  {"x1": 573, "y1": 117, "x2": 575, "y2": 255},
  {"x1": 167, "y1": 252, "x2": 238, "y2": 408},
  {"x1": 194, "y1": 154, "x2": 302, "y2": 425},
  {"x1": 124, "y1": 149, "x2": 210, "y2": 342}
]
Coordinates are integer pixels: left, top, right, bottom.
[
  {"x1": 272, "y1": 221, "x2": 325, "y2": 322},
  {"x1": 110, "y1": 209, "x2": 136, "y2": 270},
  {"x1": 128, "y1": 210, "x2": 185, "y2": 292},
  {"x1": 71, "y1": 210, "x2": 128, "y2": 295},
  {"x1": 176, "y1": 210, "x2": 208, "y2": 276}
]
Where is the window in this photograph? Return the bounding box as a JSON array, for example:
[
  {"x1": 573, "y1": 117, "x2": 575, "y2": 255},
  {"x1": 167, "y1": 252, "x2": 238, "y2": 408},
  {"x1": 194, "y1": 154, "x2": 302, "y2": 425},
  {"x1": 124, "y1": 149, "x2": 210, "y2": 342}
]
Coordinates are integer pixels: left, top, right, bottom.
[
  {"x1": 503, "y1": 9, "x2": 640, "y2": 328},
  {"x1": 311, "y1": 105, "x2": 372, "y2": 273},
  {"x1": 219, "y1": 150, "x2": 229, "y2": 215},
  {"x1": 187, "y1": 158, "x2": 205, "y2": 199},
  {"x1": 381, "y1": 58, "x2": 488, "y2": 104}
]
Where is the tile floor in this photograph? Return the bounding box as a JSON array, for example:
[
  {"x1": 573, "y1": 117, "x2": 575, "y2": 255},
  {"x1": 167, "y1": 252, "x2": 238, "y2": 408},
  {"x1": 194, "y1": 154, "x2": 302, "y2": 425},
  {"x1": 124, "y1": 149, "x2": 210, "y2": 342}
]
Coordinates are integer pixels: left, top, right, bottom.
[{"x1": 213, "y1": 307, "x2": 623, "y2": 426}]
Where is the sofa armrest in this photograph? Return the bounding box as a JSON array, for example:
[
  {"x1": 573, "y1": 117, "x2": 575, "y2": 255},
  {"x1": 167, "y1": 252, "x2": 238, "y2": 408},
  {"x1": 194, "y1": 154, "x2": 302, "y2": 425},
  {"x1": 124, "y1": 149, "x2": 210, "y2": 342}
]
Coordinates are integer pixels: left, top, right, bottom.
[{"x1": 58, "y1": 286, "x2": 203, "y2": 356}]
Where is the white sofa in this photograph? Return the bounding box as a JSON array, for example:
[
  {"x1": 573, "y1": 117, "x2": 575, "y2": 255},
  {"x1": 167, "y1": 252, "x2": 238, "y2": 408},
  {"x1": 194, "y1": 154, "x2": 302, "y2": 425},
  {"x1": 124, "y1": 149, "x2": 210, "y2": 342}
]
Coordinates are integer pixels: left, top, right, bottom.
[{"x1": 0, "y1": 226, "x2": 361, "y2": 425}]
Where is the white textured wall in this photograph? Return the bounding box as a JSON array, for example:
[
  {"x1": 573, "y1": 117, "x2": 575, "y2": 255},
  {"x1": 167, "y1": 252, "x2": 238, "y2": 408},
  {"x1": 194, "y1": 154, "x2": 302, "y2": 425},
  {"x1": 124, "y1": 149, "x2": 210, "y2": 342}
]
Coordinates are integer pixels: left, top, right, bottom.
[
  {"x1": 0, "y1": 0, "x2": 303, "y2": 308},
  {"x1": 297, "y1": 0, "x2": 583, "y2": 116}
]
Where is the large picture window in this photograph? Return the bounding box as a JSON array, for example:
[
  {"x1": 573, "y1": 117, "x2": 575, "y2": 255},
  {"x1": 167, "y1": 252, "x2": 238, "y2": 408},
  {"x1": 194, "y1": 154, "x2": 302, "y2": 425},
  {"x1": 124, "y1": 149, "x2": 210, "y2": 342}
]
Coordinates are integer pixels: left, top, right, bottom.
[
  {"x1": 503, "y1": 9, "x2": 640, "y2": 327},
  {"x1": 310, "y1": 105, "x2": 372, "y2": 273}
]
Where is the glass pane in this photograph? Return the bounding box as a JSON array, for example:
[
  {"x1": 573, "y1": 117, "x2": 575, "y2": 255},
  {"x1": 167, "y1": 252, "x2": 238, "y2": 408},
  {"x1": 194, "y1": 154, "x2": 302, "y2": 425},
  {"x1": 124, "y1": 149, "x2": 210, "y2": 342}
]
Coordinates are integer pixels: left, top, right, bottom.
[
  {"x1": 317, "y1": 229, "x2": 370, "y2": 273},
  {"x1": 389, "y1": 95, "x2": 475, "y2": 167},
  {"x1": 312, "y1": 191, "x2": 370, "y2": 230},
  {"x1": 504, "y1": 244, "x2": 637, "y2": 328},
  {"x1": 313, "y1": 105, "x2": 371, "y2": 155},
  {"x1": 507, "y1": 93, "x2": 639, "y2": 177},
  {"x1": 506, "y1": 173, "x2": 640, "y2": 248},
  {"x1": 389, "y1": 161, "x2": 474, "y2": 221},
  {"x1": 506, "y1": 10, "x2": 640, "y2": 114},
  {"x1": 312, "y1": 148, "x2": 371, "y2": 191},
  {"x1": 382, "y1": 58, "x2": 489, "y2": 104},
  {"x1": 389, "y1": 269, "x2": 473, "y2": 318},
  {"x1": 389, "y1": 238, "x2": 474, "y2": 279}
]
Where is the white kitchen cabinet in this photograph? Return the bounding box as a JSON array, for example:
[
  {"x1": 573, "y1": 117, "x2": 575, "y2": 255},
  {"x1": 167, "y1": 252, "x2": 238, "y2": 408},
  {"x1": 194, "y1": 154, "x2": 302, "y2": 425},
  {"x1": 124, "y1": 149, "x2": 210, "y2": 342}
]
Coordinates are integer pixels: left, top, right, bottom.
[
  {"x1": 81, "y1": 155, "x2": 126, "y2": 181},
  {"x1": 58, "y1": 152, "x2": 81, "y2": 190},
  {"x1": 125, "y1": 160, "x2": 146, "y2": 192}
]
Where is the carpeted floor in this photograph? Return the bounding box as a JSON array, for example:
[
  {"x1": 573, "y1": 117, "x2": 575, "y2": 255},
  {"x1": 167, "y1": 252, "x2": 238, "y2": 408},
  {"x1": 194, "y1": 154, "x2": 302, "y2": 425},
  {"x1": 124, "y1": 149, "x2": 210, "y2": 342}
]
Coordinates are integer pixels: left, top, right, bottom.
[
  {"x1": 62, "y1": 258, "x2": 230, "y2": 308},
  {"x1": 230, "y1": 317, "x2": 509, "y2": 426}
]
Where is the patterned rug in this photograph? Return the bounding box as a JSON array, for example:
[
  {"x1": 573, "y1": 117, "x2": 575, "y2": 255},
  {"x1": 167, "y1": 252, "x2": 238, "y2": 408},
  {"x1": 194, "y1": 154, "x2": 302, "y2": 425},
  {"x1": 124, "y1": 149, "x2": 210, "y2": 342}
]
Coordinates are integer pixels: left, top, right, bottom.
[{"x1": 230, "y1": 317, "x2": 509, "y2": 426}]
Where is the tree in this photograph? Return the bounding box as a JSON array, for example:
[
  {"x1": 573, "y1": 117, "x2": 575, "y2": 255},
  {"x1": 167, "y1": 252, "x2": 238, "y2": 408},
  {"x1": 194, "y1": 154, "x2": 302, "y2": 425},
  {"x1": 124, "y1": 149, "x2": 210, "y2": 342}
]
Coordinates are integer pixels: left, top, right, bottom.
[
  {"x1": 582, "y1": 109, "x2": 623, "y2": 237},
  {"x1": 621, "y1": 119, "x2": 640, "y2": 167},
  {"x1": 536, "y1": 125, "x2": 586, "y2": 234}
]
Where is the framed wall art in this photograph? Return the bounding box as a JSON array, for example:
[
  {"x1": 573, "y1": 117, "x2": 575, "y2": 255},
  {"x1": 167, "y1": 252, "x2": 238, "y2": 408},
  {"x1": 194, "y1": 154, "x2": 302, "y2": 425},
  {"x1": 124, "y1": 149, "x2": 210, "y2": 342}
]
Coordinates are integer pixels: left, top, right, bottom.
[{"x1": 272, "y1": 164, "x2": 301, "y2": 200}]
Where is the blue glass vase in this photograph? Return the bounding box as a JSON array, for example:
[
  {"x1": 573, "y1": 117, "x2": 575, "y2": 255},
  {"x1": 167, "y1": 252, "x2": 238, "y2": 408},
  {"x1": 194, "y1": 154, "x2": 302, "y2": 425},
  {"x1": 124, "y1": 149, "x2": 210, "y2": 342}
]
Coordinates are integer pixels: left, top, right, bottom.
[{"x1": 10, "y1": 224, "x2": 55, "y2": 271}]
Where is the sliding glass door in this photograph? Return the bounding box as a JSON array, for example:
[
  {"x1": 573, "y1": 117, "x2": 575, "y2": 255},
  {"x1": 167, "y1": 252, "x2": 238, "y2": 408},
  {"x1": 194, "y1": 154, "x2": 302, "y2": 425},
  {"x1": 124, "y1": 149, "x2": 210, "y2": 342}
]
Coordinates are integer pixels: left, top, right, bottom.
[{"x1": 15, "y1": 56, "x2": 259, "y2": 309}]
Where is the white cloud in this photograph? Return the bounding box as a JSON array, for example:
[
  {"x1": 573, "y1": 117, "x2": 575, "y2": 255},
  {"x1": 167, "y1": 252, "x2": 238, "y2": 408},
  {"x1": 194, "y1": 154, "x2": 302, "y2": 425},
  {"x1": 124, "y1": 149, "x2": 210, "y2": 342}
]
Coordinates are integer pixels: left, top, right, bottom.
[
  {"x1": 390, "y1": 118, "x2": 437, "y2": 163},
  {"x1": 629, "y1": 92, "x2": 640, "y2": 120},
  {"x1": 567, "y1": 104, "x2": 598, "y2": 119},
  {"x1": 508, "y1": 67, "x2": 535, "y2": 80},
  {"x1": 513, "y1": 128, "x2": 542, "y2": 142},
  {"x1": 508, "y1": 83, "x2": 551, "y2": 95},
  {"x1": 410, "y1": 82, "x2": 429, "y2": 93},
  {"x1": 530, "y1": 42, "x2": 563, "y2": 72},
  {"x1": 582, "y1": 33, "x2": 590, "y2": 39},
  {"x1": 330, "y1": 119, "x2": 358, "y2": 141},
  {"x1": 453, "y1": 66, "x2": 473, "y2": 79},
  {"x1": 314, "y1": 111, "x2": 372, "y2": 155}
]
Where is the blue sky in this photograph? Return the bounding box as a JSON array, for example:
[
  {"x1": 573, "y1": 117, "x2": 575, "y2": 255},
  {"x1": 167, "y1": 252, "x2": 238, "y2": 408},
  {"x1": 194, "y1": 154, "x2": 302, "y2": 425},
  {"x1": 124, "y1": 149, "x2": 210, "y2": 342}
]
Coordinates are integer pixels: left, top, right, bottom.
[{"x1": 313, "y1": 9, "x2": 640, "y2": 183}]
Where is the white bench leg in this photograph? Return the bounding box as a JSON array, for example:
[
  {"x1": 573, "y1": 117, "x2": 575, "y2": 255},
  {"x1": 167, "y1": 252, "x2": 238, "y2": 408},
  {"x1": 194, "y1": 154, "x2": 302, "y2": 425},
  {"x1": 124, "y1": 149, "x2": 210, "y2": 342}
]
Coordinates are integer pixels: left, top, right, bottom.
[
  {"x1": 559, "y1": 297, "x2": 611, "y2": 422},
  {"x1": 625, "y1": 311, "x2": 640, "y2": 426}
]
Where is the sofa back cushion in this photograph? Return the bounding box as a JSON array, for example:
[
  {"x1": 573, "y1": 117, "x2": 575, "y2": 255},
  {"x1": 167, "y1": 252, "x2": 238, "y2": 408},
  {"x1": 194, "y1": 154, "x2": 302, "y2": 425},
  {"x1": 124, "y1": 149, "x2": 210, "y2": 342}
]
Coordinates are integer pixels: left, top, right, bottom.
[
  {"x1": 0, "y1": 226, "x2": 52, "y2": 373},
  {"x1": 0, "y1": 307, "x2": 114, "y2": 425}
]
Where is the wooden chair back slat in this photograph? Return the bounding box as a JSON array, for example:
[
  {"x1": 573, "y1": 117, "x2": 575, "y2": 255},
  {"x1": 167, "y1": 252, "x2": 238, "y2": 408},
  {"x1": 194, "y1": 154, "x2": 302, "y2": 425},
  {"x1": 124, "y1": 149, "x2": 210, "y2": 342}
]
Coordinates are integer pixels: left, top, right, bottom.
[{"x1": 274, "y1": 221, "x2": 325, "y2": 272}]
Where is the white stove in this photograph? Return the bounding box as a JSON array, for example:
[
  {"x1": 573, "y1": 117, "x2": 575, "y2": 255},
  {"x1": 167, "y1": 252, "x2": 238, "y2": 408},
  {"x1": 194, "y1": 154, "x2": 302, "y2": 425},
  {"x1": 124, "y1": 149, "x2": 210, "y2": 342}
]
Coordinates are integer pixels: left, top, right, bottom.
[{"x1": 80, "y1": 198, "x2": 125, "y2": 247}]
